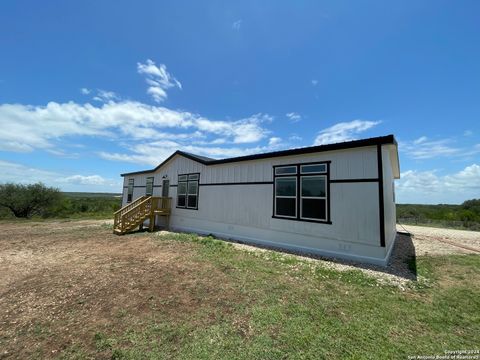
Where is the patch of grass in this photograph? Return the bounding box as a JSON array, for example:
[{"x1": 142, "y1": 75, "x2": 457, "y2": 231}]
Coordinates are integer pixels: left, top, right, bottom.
[
  {"x1": 57, "y1": 345, "x2": 90, "y2": 360},
  {"x1": 11, "y1": 229, "x2": 480, "y2": 359},
  {"x1": 94, "y1": 332, "x2": 116, "y2": 351},
  {"x1": 120, "y1": 234, "x2": 478, "y2": 358}
]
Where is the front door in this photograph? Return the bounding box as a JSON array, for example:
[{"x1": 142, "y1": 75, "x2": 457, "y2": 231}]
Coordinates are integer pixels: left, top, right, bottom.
[{"x1": 162, "y1": 179, "x2": 170, "y2": 197}]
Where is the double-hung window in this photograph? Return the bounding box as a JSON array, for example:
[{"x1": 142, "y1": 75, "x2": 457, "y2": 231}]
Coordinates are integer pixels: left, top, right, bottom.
[
  {"x1": 273, "y1": 162, "x2": 329, "y2": 223},
  {"x1": 145, "y1": 177, "x2": 154, "y2": 196},
  {"x1": 127, "y1": 179, "x2": 134, "y2": 202},
  {"x1": 177, "y1": 173, "x2": 199, "y2": 209},
  {"x1": 274, "y1": 166, "x2": 297, "y2": 218}
]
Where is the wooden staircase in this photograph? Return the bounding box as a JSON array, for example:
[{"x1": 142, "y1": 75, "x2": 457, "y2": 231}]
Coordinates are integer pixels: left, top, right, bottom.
[{"x1": 113, "y1": 196, "x2": 172, "y2": 235}]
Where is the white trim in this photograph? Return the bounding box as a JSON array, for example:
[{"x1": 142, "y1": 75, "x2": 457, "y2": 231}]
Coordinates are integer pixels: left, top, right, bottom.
[
  {"x1": 145, "y1": 176, "x2": 154, "y2": 196},
  {"x1": 274, "y1": 177, "x2": 297, "y2": 218},
  {"x1": 299, "y1": 175, "x2": 327, "y2": 221},
  {"x1": 178, "y1": 174, "x2": 199, "y2": 209}
]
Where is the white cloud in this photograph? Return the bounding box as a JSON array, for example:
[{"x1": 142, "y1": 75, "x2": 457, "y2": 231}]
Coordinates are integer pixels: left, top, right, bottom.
[
  {"x1": 137, "y1": 59, "x2": 181, "y2": 103},
  {"x1": 0, "y1": 100, "x2": 273, "y2": 155},
  {"x1": 93, "y1": 89, "x2": 119, "y2": 102},
  {"x1": 99, "y1": 139, "x2": 285, "y2": 167},
  {"x1": 313, "y1": 120, "x2": 381, "y2": 145},
  {"x1": 0, "y1": 160, "x2": 121, "y2": 192},
  {"x1": 400, "y1": 137, "x2": 480, "y2": 160},
  {"x1": 413, "y1": 136, "x2": 428, "y2": 144},
  {"x1": 80, "y1": 88, "x2": 91, "y2": 95},
  {"x1": 0, "y1": 160, "x2": 58, "y2": 183},
  {"x1": 63, "y1": 175, "x2": 108, "y2": 185},
  {"x1": 232, "y1": 20, "x2": 242, "y2": 31},
  {"x1": 396, "y1": 164, "x2": 480, "y2": 204},
  {"x1": 286, "y1": 112, "x2": 301, "y2": 122},
  {"x1": 311, "y1": 80, "x2": 318, "y2": 86},
  {"x1": 464, "y1": 130, "x2": 473, "y2": 136},
  {"x1": 268, "y1": 137, "x2": 282, "y2": 146},
  {"x1": 289, "y1": 134, "x2": 302, "y2": 142}
]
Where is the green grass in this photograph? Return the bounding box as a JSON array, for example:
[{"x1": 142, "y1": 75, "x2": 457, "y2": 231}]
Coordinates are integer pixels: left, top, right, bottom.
[{"x1": 60, "y1": 233, "x2": 480, "y2": 359}]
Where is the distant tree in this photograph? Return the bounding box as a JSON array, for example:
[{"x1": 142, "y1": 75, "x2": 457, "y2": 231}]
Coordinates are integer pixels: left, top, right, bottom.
[
  {"x1": 0, "y1": 183, "x2": 62, "y2": 218},
  {"x1": 462, "y1": 199, "x2": 480, "y2": 215}
]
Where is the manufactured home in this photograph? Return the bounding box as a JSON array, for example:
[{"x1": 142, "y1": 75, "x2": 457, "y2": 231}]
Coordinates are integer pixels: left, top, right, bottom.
[{"x1": 115, "y1": 135, "x2": 400, "y2": 266}]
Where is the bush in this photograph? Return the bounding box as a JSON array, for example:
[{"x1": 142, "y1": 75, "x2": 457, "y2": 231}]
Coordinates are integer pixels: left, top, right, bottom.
[
  {"x1": 0, "y1": 183, "x2": 63, "y2": 218},
  {"x1": 397, "y1": 199, "x2": 480, "y2": 230}
]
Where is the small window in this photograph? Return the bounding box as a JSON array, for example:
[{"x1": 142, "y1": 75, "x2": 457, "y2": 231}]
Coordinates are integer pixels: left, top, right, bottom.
[
  {"x1": 146, "y1": 177, "x2": 154, "y2": 196},
  {"x1": 127, "y1": 179, "x2": 134, "y2": 202},
  {"x1": 275, "y1": 166, "x2": 297, "y2": 175},
  {"x1": 274, "y1": 177, "x2": 297, "y2": 218},
  {"x1": 177, "y1": 173, "x2": 199, "y2": 209},
  {"x1": 301, "y1": 164, "x2": 327, "y2": 174}
]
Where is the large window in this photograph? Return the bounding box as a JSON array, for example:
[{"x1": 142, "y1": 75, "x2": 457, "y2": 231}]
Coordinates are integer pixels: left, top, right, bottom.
[
  {"x1": 146, "y1": 177, "x2": 154, "y2": 196},
  {"x1": 127, "y1": 179, "x2": 134, "y2": 202},
  {"x1": 273, "y1": 162, "x2": 330, "y2": 223},
  {"x1": 177, "y1": 173, "x2": 199, "y2": 209}
]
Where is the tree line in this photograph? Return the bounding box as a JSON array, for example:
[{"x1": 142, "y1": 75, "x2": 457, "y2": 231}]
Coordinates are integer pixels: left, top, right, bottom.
[
  {"x1": 0, "y1": 183, "x2": 121, "y2": 219},
  {"x1": 397, "y1": 200, "x2": 480, "y2": 230}
]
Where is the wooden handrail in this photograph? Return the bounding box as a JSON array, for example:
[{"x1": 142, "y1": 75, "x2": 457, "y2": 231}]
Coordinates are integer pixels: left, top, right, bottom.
[
  {"x1": 114, "y1": 196, "x2": 172, "y2": 234},
  {"x1": 114, "y1": 196, "x2": 147, "y2": 215},
  {"x1": 121, "y1": 196, "x2": 152, "y2": 218}
]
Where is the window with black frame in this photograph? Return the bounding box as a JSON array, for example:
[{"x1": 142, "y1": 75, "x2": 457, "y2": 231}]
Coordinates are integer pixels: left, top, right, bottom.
[
  {"x1": 273, "y1": 163, "x2": 329, "y2": 222},
  {"x1": 177, "y1": 173, "x2": 199, "y2": 209},
  {"x1": 145, "y1": 177, "x2": 154, "y2": 196},
  {"x1": 127, "y1": 179, "x2": 134, "y2": 202}
]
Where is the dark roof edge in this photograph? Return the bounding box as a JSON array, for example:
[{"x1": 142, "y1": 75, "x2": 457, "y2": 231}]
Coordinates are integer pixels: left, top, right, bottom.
[{"x1": 121, "y1": 134, "x2": 397, "y2": 176}]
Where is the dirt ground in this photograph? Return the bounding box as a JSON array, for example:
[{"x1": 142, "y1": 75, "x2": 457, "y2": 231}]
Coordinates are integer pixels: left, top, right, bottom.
[
  {"x1": 0, "y1": 220, "x2": 236, "y2": 359},
  {"x1": 397, "y1": 224, "x2": 480, "y2": 256},
  {"x1": 0, "y1": 220, "x2": 478, "y2": 358}
]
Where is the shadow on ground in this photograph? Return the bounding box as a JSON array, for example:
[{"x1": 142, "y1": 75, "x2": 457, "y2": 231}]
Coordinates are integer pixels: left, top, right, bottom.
[{"x1": 223, "y1": 232, "x2": 418, "y2": 282}]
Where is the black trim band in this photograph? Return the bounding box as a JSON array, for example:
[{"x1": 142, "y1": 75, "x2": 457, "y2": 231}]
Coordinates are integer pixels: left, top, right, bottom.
[
  {"x1": 330, "y1": 178, "x2": 379, "y2": 183},
  {"x1": 377, "y1": 144, "x2": 386, "y2": 247},
  {"x1": 199, "y1": 181, "x2": 273, "y2": 186}
]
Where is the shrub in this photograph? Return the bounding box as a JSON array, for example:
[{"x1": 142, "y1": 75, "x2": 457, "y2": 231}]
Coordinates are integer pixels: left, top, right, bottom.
[{"x1": 0, "y1": 183, "x2": 63, "y2": 218}]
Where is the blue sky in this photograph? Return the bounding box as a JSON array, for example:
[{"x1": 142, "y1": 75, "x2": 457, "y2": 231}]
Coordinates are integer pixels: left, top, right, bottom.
[{"x1": 0, "y1": 0, "x2": 479, "y2": 203}]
